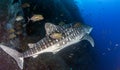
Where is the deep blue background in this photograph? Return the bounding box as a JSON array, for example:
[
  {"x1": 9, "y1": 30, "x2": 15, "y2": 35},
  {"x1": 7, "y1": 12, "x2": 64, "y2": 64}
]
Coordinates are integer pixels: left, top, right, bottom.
[{"x1": 75, "y1": 0, "x2": 120, "y2": 70}]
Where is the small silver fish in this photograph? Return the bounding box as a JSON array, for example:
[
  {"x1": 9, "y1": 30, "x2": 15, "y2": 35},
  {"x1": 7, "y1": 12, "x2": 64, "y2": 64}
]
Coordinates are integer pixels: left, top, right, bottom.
[
  {"x1": 15, "y1": 16, "x2": 24, "y2": 21},
  {"x1": 0, "y1": 23, "x2": 94, "y2": 69}
]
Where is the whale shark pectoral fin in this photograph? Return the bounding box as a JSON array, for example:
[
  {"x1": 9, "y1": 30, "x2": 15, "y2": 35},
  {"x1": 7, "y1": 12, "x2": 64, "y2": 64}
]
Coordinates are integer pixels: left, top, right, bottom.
[
  {"x1": 81, "y1": 34, "x2": 94, "y2": 47},
  {"x1": 28, "y1": 43, "x2": 35, "y2": 48}
]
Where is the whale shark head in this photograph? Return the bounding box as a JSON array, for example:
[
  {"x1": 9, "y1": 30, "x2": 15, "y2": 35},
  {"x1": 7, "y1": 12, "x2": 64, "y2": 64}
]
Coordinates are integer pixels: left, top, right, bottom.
[
  {"x1": 44, "y1": 22, "x2": 94, "y2": 47},
  {"x1": 81, "y1": 24, "x2": 93, "y2": 34}
]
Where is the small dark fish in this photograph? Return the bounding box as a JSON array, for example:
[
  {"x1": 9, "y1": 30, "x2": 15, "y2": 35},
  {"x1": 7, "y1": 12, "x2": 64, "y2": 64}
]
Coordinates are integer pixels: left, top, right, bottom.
[
  {"x1": 21, "y1": 3, "x2": 30, "y2": 8},
  {"x1": 73, "y1": 22, "x2": 82, "y2": 28},
  {"x1": 58, "y1": 21, "x2": 65, "y2": 26},
  {"x1": 9, "y1": 33, "x2": 16, "y2": 39},
  {"x1": 8, "y1": 28, "x2": 15, "y2": 33},
  {"x1": 60, "y1": 14, "x2": 64, "y2": 16}
]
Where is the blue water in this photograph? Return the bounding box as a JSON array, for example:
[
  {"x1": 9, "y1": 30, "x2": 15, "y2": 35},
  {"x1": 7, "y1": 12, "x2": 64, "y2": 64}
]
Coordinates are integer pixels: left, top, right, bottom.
[{"x1": 75, "y1": 0, "x2": 120, "y2": 70}]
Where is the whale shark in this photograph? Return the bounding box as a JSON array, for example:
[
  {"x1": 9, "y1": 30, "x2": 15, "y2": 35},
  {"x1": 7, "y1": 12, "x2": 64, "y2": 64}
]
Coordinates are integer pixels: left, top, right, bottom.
[{"x1": 0, "y1": 23, "x2": 94, "y2": 69}]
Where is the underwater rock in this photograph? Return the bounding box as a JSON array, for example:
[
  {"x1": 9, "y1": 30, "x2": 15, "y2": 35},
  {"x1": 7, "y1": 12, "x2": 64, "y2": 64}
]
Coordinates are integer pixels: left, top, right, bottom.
[
  {"x1": 24, "y1": 53, "x2": 69, "y2": 70},
  {"x1": 0, "y1": 0, "x2": 9, "y2": 43},
  {"x1": 0, "y1": 49, "x2": 20, "y2": 70},
  {"x1": 57, "y1": 41, "x2": 96, "y2": 70},
  {"x1": 2, "y1": 0, "x2": 25, "y2": 49},
  {"x1": 0, "y1": 0, "x2": 25, "y2": 69},
  {"x1": 0, "y1": 49, "x2": 69, "y2": 70}
]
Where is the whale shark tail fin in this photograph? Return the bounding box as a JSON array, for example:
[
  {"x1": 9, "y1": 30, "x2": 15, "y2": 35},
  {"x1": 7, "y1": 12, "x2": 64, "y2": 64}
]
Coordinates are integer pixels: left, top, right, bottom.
[{"x1": 0, "y1": 44, "x2": 24, "y2": 69}]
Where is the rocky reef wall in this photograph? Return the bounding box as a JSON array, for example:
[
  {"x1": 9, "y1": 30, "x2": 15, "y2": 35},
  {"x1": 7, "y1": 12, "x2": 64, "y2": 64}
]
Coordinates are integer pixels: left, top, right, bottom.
[
  {"x1": 0, "y1": 0, "x2": 9, "y2": 43},
  {"x1": 0, "y1": 0, "x2": 25, "y2": 49},
  {"x1": 0, "y1": 0, "x2": 24, "y2": 70},
  {"x1": 0, "y1": 0, "x2": 96, "y2": 70}
]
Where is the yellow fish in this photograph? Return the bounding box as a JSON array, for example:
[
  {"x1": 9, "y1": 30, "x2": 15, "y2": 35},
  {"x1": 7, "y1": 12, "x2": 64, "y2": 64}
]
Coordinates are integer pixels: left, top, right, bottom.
[
  {"x1": 28, "y1": 14, "x2": 44, "y2": 22},
  {"x1": 50, "y1": 32, "x2": 62, "y2": 39}
]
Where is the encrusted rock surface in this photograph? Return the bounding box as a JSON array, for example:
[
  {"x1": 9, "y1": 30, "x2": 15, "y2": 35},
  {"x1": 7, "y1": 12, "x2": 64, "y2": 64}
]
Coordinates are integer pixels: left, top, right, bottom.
[{"x1": 0, "y1": 49, "x2": 69, "y2": 70}]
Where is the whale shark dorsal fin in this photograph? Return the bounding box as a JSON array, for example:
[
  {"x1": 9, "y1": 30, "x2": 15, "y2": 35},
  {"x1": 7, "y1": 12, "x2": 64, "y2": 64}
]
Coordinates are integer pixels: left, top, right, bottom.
[
  {"x1": 45, "y1": 23, "x2": 63, "y2": 35},
  {"x1": 81, "y1": 34, "x2": 94, "y2": 47},
  {"x1": 28, "y1": 43, "x2": 35, "y2": 48}
]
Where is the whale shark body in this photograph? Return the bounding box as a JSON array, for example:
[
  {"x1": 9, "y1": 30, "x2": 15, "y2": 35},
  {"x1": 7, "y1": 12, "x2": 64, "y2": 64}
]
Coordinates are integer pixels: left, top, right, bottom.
[{"x1": 0, "y1": 23, "x2": 94, "y2": 69}]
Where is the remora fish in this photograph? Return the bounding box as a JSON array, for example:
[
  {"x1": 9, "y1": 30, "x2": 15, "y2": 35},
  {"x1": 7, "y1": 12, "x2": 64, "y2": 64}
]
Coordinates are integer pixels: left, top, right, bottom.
[{"x1": 0, "y1": 23, "x2": 94, "y2": 69}]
